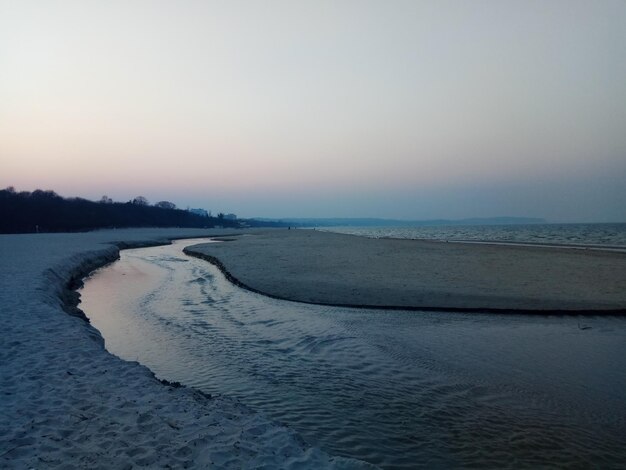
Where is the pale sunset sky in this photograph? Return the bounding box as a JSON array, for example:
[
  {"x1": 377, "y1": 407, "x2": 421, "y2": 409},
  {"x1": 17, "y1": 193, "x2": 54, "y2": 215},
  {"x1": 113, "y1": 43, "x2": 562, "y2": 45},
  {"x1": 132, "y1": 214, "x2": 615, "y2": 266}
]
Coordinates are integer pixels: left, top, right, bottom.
[{"x1": 1, "y1": 0, "x2": 625, "y2": 221}]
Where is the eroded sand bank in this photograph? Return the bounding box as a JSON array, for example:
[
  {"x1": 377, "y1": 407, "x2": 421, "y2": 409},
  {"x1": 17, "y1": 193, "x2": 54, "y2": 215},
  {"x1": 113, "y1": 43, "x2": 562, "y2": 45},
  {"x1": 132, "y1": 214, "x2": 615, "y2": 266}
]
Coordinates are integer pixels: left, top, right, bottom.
[
  {"x1": 185, "y1": 229, "x2": 626, "y2": 312},
  {"x1": 0, "y1": 228, "x2": 372, "y2": 469}
]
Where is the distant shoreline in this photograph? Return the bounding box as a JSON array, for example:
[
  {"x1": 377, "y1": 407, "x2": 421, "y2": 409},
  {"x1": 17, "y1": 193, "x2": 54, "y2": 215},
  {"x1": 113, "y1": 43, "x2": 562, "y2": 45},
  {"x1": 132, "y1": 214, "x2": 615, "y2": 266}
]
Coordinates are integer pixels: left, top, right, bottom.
[{"x1": 185, "y1": 229, "x2": 626, "y2": 313}]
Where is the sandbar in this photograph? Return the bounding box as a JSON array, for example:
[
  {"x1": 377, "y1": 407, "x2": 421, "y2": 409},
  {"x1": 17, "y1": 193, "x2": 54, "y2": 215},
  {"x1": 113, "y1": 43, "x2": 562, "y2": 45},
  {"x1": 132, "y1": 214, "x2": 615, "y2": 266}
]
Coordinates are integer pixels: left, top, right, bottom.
[{"x1": 185, "y1": 229, "x2": 626, "y2": 312}]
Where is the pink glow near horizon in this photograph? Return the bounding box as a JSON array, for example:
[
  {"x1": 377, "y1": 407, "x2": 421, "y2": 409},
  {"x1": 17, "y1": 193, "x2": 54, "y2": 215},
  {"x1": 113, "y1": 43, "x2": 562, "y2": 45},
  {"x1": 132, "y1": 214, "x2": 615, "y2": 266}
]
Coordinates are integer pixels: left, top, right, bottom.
[{"x1": 1, "y1": 1, "x2": 625, "y2": 221}]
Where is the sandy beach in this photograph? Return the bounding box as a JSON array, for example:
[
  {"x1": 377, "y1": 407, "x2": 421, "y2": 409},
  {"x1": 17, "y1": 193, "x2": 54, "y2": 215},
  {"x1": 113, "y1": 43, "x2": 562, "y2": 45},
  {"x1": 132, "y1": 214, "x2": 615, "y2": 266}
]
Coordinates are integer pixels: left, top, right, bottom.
[
  {"x1": 0, "y1": 229, "x2": 372, "y2": 469},
  {"x1": 2, "y1": 227, "x2": 624, "y2": 468},
  {"x1": 185, "y1": 229, "x2": 626, "y2": 312}
]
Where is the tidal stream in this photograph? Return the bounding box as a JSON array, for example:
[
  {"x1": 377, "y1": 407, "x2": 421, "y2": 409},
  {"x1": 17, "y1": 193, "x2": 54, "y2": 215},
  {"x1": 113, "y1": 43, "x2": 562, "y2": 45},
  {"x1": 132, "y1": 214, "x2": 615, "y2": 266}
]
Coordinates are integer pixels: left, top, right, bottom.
[{"x1": 79, "y1": 238, "x2": 626, "y2": 468}]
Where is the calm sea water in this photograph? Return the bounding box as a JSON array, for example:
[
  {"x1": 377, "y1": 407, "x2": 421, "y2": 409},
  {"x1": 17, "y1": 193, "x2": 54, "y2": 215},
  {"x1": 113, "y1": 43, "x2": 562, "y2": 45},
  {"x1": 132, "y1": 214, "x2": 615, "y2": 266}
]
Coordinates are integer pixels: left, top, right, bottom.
[
  {"x1": 318, "y1": 223, "x2": 626, "y2": 250},
  {"x1": 79, "y1": 238, "x2": 626, "y2": 469}
]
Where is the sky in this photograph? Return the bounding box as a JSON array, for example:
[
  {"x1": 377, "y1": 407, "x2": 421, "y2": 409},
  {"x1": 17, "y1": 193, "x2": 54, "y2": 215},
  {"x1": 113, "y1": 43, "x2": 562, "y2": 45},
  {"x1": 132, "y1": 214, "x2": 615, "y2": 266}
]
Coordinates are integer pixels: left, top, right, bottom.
[{"x1": 1, "y1": 0, "x2": 625, "y2": 222}]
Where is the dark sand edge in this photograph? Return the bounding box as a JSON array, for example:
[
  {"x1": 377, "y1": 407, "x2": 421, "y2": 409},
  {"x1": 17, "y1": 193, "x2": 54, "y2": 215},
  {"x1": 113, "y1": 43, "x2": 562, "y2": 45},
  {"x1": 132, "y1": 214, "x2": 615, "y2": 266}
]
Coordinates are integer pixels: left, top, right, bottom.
[{"x1": 183, "y1": 248, "x2": 626, "y2": 315}]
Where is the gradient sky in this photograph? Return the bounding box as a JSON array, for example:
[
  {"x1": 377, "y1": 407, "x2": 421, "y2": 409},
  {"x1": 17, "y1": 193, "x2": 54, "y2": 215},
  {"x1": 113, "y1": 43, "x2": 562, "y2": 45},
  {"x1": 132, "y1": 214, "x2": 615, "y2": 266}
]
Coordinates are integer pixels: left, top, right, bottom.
[{"x1": 1, "y1": 0, "x2": 625, "y2": 221}]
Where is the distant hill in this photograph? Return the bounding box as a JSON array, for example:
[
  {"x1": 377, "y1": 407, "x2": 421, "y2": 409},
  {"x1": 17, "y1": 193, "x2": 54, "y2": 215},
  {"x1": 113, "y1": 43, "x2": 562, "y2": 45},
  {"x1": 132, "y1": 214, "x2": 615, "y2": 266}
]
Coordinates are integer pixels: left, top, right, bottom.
[
  {"x1": 253, "y1": 216, "x2": 546, "y2": 227},
  {"x1": 0, "y1": 187, "x2": 283, "y2": 234}
]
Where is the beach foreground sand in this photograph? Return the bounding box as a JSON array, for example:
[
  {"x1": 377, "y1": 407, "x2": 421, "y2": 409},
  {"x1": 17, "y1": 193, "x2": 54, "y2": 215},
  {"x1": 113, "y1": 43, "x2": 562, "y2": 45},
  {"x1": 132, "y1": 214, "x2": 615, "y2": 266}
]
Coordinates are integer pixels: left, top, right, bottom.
[
  {"x1": 0, "y1": 229, "x2": 372, "y2": 469},
  {"x1": 186, "y1": 229, "x2": 626, "y2": 312}
]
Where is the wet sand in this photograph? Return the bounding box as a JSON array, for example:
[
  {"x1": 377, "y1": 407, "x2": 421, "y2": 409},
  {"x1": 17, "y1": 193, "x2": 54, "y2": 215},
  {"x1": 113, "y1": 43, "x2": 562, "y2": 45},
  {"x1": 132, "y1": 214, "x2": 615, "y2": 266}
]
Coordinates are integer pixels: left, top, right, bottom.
[{"x1": 185, "y1": 229, "x2": 626, "y2": 312}]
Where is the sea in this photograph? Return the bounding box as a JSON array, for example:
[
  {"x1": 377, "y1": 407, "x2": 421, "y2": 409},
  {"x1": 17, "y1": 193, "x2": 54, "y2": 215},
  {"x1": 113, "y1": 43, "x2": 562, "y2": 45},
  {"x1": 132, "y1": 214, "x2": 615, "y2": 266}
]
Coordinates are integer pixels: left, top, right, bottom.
[
  {"x1": 78, "y1": 225, "x2": 626, "y2": 469},
  {"x1": 316, "y1": 223, "x2": 626, "y2": 250}
]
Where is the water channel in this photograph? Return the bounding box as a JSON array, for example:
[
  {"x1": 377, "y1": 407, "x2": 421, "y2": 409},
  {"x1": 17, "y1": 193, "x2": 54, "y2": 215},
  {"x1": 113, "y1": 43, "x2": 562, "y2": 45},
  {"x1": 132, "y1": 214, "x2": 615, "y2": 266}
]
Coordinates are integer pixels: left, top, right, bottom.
[{"x1": 79, "y1": 238, "x2": 626, "y2": 468}]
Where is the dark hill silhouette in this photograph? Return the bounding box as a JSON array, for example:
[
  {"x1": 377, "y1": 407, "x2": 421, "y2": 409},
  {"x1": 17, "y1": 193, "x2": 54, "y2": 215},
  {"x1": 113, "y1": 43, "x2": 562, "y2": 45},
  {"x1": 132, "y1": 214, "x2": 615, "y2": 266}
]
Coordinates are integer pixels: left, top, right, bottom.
[
  {"x1": 0, "y1": 187, "x2": 278, "y2": 233},
  {"x1": 256, "y1": 216, "x2": 546, "y2": 227}
]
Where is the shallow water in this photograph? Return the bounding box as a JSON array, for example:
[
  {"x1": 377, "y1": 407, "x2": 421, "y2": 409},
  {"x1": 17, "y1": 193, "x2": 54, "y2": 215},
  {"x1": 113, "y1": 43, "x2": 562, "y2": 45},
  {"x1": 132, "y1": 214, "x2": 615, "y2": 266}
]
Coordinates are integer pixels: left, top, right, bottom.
[{"x1": 79, "y1": 238, "x2": 626, "y2": 468}]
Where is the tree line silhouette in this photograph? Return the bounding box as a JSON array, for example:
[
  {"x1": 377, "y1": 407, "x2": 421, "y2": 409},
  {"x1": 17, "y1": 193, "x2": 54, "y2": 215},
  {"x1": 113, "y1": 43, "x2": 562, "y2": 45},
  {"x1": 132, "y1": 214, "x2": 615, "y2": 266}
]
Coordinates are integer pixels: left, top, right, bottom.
[{"x1": 0, "y1": 187, "x2": 279, "y2": 233}]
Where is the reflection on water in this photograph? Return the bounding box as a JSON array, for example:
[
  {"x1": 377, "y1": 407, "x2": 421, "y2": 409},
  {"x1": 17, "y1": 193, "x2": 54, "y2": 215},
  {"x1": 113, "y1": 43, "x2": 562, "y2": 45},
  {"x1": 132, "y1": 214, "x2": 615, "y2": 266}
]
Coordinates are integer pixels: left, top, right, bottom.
[{"x1": 79, "y1": 238, "x2": 626, "y2": 468}]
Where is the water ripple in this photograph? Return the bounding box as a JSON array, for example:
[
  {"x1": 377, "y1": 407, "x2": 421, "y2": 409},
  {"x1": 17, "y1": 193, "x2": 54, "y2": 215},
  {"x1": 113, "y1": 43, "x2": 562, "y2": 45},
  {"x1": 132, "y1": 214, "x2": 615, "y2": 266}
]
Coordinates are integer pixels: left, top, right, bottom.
[{"x1": 80, "y1": 239, "x2": 626, "y2": 469}]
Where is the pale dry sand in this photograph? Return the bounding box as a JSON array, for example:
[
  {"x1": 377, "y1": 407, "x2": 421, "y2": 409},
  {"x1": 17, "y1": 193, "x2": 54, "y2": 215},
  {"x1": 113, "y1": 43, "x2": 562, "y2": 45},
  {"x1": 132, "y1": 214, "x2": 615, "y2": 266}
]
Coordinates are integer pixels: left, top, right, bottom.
[
  {"x1": 186, "y1": 229, "x2": 626, "y2": 312},
  {"x1": 0, "y1": 228, "x2": 373, "y2": 469}
]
